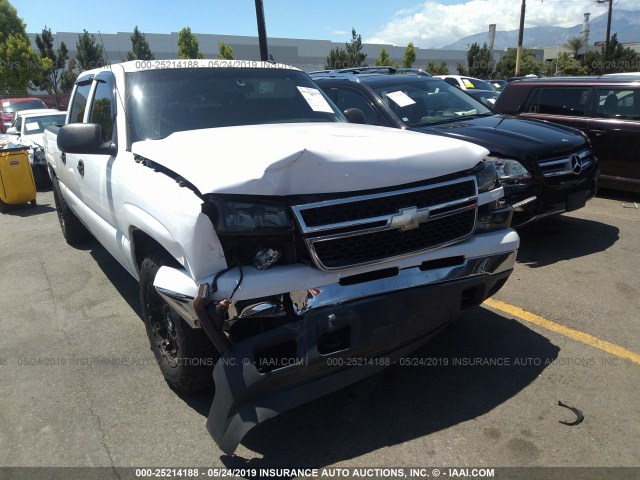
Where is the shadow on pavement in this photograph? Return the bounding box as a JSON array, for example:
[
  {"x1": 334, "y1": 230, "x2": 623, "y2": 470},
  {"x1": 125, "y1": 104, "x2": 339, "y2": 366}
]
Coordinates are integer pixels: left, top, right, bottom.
[
  {"x1": 1, "y1": 202, "x2": 56, "y2": 216},
  {"x1": 199, "y1": 306, "x2": 560, "y2": 468},
  {"x1": 516, "y1": 215, "x2": 619, "y2": 268}
]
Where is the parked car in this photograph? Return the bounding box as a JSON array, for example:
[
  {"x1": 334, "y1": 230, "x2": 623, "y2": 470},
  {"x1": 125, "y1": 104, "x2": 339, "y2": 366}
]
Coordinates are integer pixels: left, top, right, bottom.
[
  {"x1": 1, "y1": 98, "x2": 48, "y2": 133},
  {"x1": 465, "y1": 89, "x2": 500, "y2": 107},
  {"x1": 44, "y1": 60, "x2": 518, "y2": 453},
  {"x1": 434, "y1": 75, "x2": 497, "y2": 92},
  {"x1": 311, "y1": 68, "x2": 598, "y2": 226},
  {"x1": 6, "y1": 109, "x2": 65, "y2": 188},
  {"x1": 493, "y1": 75, "x2": 640, "y2": 192}
]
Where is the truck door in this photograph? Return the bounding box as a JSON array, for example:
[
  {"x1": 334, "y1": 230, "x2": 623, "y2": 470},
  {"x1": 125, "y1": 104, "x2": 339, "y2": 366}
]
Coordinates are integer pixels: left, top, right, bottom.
[
  {"x1": 76, "y1": 71, "x2": 119, "y2": 240},
  {"x1": 57, "y1": 77, "x2": 93, "y2": 208}
]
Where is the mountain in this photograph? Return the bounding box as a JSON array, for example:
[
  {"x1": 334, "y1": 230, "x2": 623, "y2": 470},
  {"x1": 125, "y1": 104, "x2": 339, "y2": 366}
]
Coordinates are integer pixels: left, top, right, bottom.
[{"x1": 441, "y1": 10, "x2": 640, "y2": 50}]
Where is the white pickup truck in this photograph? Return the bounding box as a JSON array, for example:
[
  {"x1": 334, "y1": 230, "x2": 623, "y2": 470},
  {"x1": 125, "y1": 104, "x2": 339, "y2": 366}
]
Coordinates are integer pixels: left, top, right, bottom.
[{"x1": 44, "y1": 60, "x2": 519, "y2": 454}]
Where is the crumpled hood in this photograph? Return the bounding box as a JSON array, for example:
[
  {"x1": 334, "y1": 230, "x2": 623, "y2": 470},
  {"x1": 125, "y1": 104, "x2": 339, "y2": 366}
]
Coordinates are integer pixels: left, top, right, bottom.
[
  {"x1": 131, "y1": 123, "x2": 488, "y2": 196},
  {"x1": 414, "y1": 115, "x2": 588, "y2": 160}
]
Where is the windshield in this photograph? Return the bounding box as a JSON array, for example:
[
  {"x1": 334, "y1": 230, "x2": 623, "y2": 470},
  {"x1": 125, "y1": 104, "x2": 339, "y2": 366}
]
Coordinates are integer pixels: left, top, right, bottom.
[
  {"x1": 461, "y1": 78, "x2": 496, "y2": 91},
  {"x1": 20, "y1": 114, "x2": 67, "y2": 135},
  {"x1": 372, "y1": 79, "x2": 492, "y2": 127},
  {"x1": 2, "y1": 100, "x2": 47, "y2": 113},
  {"x1": 126, "y1": 68, "x2": 344, "y2": 142}
]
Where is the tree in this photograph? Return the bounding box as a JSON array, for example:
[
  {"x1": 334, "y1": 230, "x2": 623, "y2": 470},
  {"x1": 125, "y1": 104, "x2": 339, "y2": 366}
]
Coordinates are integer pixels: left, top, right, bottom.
[
  {"x1": 456, "y1": 63, "x2": 468, "y2": 75},
  {"x1": 467, "y1": 42, "x2": 495, "y2": 78},
  {"x1": 495, "y1": 48, "x2": 543, "y2": 77},
  {"x1": 126, "y1": 26, "x2": 154, "y2": 61},
  {"x1": 177, "y1": 27, "x2": 204, "y2": 59},
  {"x1": 426, "y1": 61, "x2": 449, "y2": 75},
  {"x1": 60, "y1": 58, "x2": 77, "y2": 92},
  {"x1": 75, "y1": 30, "x2": 106, "y2": 70},
  {"x1": 32, "y1": 27, "x2": 71, "y2": 99},
  {"x1": 345, "y1": 28, "x2": 366, "y2": 67},
  {"x1": 324, "y1": 46, "x2": 348, "y2": 70},
  {"x1": 583, "y1": 34, "x2": 639, "y2": 74},
  {"x1": 402, "y1": 42, "x2": 416, "y2": 68},
  {"x1": 0, "y1": 0, "x2": 45, "y2": 94},
  {"x1": 216, "y1": 42, "x2": 234, "y2": 60},
  {"x1": 564, "y1": 37, "x2": 583, "y2": 59},
  {"x1": 374, "y1": 48, "x2": 394, "y2": 66},
  {"x1": 545, "y1": 52, "x2": 587, "y2": 77}
]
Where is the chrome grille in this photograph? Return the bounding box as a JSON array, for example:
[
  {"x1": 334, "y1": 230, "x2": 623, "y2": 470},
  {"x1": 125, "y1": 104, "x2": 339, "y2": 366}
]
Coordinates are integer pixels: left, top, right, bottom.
[
  {"x1": 292, "y1": 177, "x2": 479, "y2": 271},
  {"x1": 538, "y1": 149, "x2": 593, "y2": 178}
]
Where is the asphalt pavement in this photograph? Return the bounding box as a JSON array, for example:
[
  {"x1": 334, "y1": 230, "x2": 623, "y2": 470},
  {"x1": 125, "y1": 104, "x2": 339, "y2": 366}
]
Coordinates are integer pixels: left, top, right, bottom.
[{"x1": 0, "y1": 189, "x2": 638, "y2": 473}]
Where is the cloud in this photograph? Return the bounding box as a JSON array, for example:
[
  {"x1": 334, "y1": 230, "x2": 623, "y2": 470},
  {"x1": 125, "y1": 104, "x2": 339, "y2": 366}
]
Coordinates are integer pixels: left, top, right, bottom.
[
  {"x1": 331, "y1": 29, "x2": 348, "y2": 35},
  {"x1": 368, "y1": 0, "x2": 640, "y2": 48}
]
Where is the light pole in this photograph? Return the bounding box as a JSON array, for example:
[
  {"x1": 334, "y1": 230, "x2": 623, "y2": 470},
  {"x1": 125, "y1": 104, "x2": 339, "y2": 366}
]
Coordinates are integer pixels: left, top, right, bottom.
[
  {"x1": 515, "y1": 0, "x2": 526, "y2": 76},
  {"x1": 596, "y1": 0, "x2": 613, "y2": 72},
  {"x1": 255, "y1": 0, "x2": 269, "y2": 61}
]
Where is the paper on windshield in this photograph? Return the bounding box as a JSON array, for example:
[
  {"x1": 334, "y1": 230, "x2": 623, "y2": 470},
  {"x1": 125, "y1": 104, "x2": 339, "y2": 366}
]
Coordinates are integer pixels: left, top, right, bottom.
[
  {"x1": 386, "y1": 91, "x2": 416, "y2": 108},
  {"x1": 25, "y1": 122, "x2": 39, "y2": 132},
  {"x1": 297, "y1": 87, "x2": 334, "y2": 113}
]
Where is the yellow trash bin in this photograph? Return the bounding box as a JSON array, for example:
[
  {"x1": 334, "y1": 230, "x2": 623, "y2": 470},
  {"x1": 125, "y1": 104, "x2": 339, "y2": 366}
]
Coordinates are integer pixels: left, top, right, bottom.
[{"x1": 0, "y1": 146, "x2": 37, "y2": 212}]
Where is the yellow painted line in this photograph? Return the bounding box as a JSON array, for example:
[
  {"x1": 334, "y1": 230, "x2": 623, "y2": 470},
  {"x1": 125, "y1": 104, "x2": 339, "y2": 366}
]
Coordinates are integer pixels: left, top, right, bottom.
[{"x1": 483, "y1": 298, "x2": 640, "y2": 366}]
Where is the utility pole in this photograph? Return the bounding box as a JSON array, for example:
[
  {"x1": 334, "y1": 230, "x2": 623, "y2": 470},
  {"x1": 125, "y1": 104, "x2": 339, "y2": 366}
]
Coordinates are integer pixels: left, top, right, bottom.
[
  {"x1": 515, "y1": 0, "x2": 526, "y2": 76},
  {"x1": 597, "y1": 0, "x2": 613, "y2": 72},
  {"x1": 255, "y1": 0, "x2": 269, "y2": 61}
]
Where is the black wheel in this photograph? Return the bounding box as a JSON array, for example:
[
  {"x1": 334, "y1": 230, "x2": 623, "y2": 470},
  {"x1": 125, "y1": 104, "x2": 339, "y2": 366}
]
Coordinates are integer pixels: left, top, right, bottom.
[
  {"x1": 0, "y1": 199, "x2": 6, "y2": 213},
  {"x1": 140, "y1": 251, "x2": 219, "y2": 393},
  {"x1": 30, "y1": 199, "x2": 37, "y2": 207},
  {"x1": 52, "y1": 178, "x2": 91, "y2": 245}
]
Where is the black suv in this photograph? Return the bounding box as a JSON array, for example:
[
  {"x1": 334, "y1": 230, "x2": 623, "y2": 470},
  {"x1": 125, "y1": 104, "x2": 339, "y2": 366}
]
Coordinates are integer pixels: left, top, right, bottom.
[
  {"x1": 310, "y1": 67, "x2": 599, "y2": 226},
  {"x1": 493, "y1": 75, "x2": 640, "y2": 192}
]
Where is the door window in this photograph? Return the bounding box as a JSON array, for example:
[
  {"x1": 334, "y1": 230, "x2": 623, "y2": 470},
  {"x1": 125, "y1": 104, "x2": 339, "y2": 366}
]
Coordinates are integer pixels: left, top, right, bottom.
[
  {"x1": 89, "y1": 81, "x2": 115, "y2": 142},
  {"x1": 525, "y1": 87, "x2": 590, "y2": 116},
  {"x1": 595, "y1": 88, "x2": 640, "y2": 120},
  {"x1": 68, "y1": 82, "x2": 92, "y2": 123}
]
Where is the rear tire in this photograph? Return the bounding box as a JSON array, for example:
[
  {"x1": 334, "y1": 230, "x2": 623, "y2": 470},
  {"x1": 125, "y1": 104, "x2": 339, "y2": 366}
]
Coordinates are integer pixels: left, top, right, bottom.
[
  {"x1": 140, "y1": 251, "x2": 219, "y2": 393},
  {"x1": 52, "y1": 178, "x2": 91, "y2": 245},
  {"x1": 33, "y1": 166, "x2": 52, "y2": 190},
  {"x1": 0, "y1": 199, "x2": 6, "y2": 213}
]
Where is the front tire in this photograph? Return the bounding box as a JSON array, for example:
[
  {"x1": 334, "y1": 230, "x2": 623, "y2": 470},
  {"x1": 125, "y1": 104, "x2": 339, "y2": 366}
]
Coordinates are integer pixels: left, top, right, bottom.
[
  {"x1": 140, "y1": 252, "x2": 219, "y2": 393},
  {"x1": 52, "y1": 178, "x2": 91, "y2": 245}
]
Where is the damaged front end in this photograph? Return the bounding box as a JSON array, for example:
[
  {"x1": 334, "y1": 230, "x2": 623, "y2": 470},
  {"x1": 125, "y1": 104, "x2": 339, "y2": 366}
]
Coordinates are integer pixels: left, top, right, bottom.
[{"x1": 153, "y1": 167, "x2": 519, "y2": 454}]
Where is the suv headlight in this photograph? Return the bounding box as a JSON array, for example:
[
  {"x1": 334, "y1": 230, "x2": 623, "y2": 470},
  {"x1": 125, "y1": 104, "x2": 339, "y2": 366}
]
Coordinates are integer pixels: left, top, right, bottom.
[
  {"x1": 485, "y1": 156, "x2": 530, "y2": 182},
  {"x1": 211, "y1": 199, "x2": 294, "y2": 234},
  {"x1": 472, "y1": 161, "x2": 499, "y2": 193}
]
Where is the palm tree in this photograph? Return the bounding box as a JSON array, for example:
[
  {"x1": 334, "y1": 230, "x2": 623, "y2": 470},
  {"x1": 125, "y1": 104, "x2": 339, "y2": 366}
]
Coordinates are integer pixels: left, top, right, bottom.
[{"x1": 565, "y1": 37, "x2": 584, "y2": 59}]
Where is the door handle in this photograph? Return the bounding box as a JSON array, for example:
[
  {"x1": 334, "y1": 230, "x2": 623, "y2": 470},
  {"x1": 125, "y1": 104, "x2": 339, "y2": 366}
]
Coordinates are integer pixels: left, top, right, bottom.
[
  {"x1": 61, "y1": 152, "x2": 66, "y2": 164},
  {"x1": 77, "y1": 160, "x2": 85, "y2": 177}
]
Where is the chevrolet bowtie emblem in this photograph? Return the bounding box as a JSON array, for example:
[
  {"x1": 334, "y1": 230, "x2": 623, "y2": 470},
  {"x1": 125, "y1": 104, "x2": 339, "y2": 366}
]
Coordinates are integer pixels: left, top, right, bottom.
[{"x1": 389, "y1": 206, "x2": 430, "y2": 230}]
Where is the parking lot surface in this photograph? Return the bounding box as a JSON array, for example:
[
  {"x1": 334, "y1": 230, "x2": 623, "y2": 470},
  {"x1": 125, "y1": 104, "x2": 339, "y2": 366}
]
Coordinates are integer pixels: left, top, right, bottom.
[{"x1": 0, "y1": 189, "x2": 639, "y2": 471}]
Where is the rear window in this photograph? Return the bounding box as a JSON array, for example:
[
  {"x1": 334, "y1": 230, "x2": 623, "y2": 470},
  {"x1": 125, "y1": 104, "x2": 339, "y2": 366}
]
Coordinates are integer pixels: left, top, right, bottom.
[
  {"x1": 2, "y1": 100, "x2": 47, "y2": 113},
  {"x1": 595, "y1": 88, "x2": 640, "y2": 120},
  {"x1": 524, "y1": 87, "x2": 590, "y2": 116}
]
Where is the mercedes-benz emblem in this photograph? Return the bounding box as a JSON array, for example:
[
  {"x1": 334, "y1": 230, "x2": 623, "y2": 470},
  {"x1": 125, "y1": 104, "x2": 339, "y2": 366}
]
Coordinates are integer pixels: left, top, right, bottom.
[{"x1": 571, "y1": 154, "x2": 583, "y2": 174}]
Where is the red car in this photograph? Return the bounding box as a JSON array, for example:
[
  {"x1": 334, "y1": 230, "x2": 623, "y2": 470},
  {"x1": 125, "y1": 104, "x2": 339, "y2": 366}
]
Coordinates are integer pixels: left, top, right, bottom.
[{"x1": 1, "y1": 98, "x2": 48, "y2": 133}]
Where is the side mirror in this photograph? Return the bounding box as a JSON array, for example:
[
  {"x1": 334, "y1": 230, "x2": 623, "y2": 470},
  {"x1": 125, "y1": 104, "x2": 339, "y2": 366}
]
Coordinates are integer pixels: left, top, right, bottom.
[
  {"x1": 343, "y1": 108, "x2": 367, "y2": 124},
  {"x1": 6, "y1": 127, "x2": 18, "y2": 135},
  {"x1": 57, "y1": 123, "x2": 116, "y2": 155}
]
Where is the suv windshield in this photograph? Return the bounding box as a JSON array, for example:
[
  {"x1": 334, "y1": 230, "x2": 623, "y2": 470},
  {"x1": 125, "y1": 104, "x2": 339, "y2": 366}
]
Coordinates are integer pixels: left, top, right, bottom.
[
  {"x1": 127, "y1": 68, "x2": 344, "y2": 142},
  {"x1": 19, "y1": 114, "x2": 67, "y2": 135},
  {"x1": 371, "y1": 79, "x2": 492, "y2": 127}
]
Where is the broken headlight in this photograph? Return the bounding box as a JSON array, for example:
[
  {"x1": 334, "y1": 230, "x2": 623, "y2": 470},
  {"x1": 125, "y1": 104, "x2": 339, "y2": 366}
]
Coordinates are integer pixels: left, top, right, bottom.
[
  {"x1": 485, "y1": 156, "x2": 531, "y2": 183},
  {"x1": 212, "y1": 200, "x2": 294, "y2": 234}
]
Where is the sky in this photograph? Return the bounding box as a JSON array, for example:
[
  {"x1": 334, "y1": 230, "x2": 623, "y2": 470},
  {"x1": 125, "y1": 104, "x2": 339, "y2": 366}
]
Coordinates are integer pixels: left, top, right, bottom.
[{"x1": 10, "y1": 0, "x2": 640, "y2": 48}]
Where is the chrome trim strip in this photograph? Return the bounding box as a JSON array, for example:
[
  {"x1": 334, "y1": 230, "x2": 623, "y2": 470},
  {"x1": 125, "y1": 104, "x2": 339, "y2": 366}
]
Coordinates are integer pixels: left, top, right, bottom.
[
  {"x1": 287, "y1": 251, "x2": 517, "y2": 315},
  {"x1": 291, "y1": 176, "x2": 478, "y2": 234},
  {"x1": 155, "y1": 288, "x2": 199, "y2": 328},
  {"x1": 539, "y1": 150, "x2": 593, "y2": 177}
]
